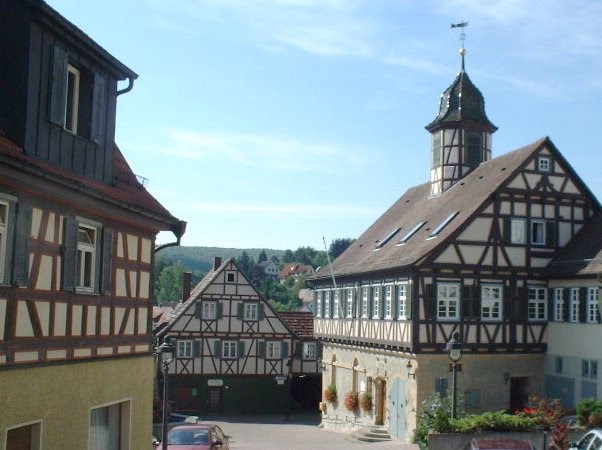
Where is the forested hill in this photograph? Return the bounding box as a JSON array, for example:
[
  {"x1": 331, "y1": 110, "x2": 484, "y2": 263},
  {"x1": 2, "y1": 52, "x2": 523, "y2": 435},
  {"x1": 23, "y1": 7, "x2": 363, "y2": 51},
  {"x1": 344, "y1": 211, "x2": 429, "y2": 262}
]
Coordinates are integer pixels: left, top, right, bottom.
[{"x1": 156, "y1": 246, "x2": 287, "y2": 273}]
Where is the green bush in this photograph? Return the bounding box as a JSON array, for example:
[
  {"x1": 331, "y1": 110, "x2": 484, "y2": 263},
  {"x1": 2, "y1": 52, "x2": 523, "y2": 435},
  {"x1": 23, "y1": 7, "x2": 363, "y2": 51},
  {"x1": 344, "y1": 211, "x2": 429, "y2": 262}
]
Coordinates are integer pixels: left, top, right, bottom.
[
  {"x1": 576, "y1": 398, "x2": 602, "y2": 427},
  {"x1": 453, "y1": 410, "x2": 540, "y2": 433}
]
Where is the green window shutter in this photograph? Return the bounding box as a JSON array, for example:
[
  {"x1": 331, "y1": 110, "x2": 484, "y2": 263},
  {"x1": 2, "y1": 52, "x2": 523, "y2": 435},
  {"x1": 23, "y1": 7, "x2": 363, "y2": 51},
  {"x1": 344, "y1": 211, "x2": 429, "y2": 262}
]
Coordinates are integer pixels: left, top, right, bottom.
[
  {"x1": 546, "y1": 221, "x2": 556, "y2": 247},
  {"x1": 425, "y1": 284, "x2": 436, "y2": 320},
  {"x1": 49, "y1": 45, "x2": 68, "y2": 125},
  {"x1": 257, "y1": 341, "x2": 266, "y2": 358},
  {"x1": 193, "y1": 340, "x2": 201, "y2": 357},
  {"x1": 258, "y1": 304, "x2": 264, "y2": 320},
  {"x1": 90, "y1": 73, "x2": 106, "y2": 143},
  {"x1": 217, "y1": 302, "x2": 223, "y2": 319},
  {"x1": 317, "y1": 343, "x2": 323, "y2": 359},
  {"x1": 294, "y1": 341, "x2": 302, "y2": 358},
  {"x1": 562, "y1": 288, "x2": 570, "y2": 322},
  {"x1": 237, "y1": 341, "x2": 245, "y2": 359},
  {"x1": 517, "y1": 288, "x2": 528, "y2": 321},
  {"x1": 503, "y1": 218, "x2": 512, "y2": 244},
  {"x1": 100, "y1": 228, "x2": 113, "y2": 294},
  {"x1": 213, "y1": 340, "x2": 222, "y2": 358},
  {"x1": 194, "y1": 302, "x2": 202, "y2": 319},
  {"x1": 12, "y1": 203, "x2": 31, "y2": 286},
  {"x1": 461, "y1": 286, "x2": 473, "y2": 319},
  {"x1": 406, "y1": 283, "x2": 413, "y2": 319},
  {"x1": 237, "y1": 303, "x2": 243, "y2": 320},
  {"x1": 579, "y1": 288, "x2": 588, "y2": 323},
  {"x1": 62, "y1": 217, "x2": 78, "y2": 292},
  {"x1": 547, "y1": 288, "x2": 555, "y2": 320},
  {"x1": 282, "y1": 341, "x2": 289, "y2": 359}
]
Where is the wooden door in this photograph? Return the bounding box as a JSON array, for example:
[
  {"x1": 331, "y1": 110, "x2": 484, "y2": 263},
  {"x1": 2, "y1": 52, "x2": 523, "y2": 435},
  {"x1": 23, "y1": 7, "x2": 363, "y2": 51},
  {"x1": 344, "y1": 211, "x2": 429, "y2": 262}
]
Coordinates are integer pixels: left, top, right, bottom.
[
  {"x1": 207, "y1": 387, "x2": 223, "y2": 415},
  {"x1": 375, "y1": 377, "x2": 386, "y2": 425}
]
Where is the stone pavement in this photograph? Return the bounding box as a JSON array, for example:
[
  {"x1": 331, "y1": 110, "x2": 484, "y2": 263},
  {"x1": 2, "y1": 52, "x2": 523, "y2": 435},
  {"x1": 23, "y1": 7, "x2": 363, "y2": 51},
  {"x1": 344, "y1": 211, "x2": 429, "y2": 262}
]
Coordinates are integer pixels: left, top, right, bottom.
[{"x1": 204, "y1": 413, "x2": 420, "y2": 450}]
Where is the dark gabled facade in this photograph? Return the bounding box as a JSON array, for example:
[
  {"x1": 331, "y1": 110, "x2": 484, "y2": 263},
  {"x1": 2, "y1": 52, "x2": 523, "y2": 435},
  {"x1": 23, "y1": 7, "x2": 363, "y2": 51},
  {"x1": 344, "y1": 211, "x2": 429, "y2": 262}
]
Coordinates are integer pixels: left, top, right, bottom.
[
  {"x1": 0, "y1": 1, "x2": 184, "y2": 448},
  {"x1": 156, "y1": 258, "x2": 321, "y2": 416},
  {"x1": 309, "y1": 56, "x2": 601, "y2": 441}
]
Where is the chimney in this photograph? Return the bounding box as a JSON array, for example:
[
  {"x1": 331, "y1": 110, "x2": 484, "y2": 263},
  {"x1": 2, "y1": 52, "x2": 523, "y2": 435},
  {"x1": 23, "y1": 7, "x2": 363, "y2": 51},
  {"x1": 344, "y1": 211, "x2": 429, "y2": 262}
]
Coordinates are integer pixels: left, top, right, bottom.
[
  {"x1": 214, "y1": 257, "x2": 222, "y2": 271},
  {"x1": 182, "y1": 272, "x2": 192, "y2": 302}
]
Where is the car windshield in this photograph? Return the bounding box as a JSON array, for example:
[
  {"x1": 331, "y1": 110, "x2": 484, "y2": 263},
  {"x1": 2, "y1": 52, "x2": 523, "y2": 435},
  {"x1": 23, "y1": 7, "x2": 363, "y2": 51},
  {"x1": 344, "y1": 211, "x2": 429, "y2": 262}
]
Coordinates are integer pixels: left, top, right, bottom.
[{"x1": 167, "y1": 428, "x2": 209, "y2": 445}]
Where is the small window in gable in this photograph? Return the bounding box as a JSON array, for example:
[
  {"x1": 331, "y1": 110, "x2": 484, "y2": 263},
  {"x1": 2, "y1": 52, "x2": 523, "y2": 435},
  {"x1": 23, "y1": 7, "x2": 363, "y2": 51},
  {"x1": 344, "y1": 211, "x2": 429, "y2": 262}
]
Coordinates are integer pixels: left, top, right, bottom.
[
  {"x1": 398, "y1": 221, "x2": 426, "y2": 245},
  {"x1": 537, "y1": 156, "x2": 551, "y2": 172},
  {"x1": 65, "y1": 65, "x2": 81, "y2": 134},
  {"x1": 429, "y1": 212, "x2": 458, "y2": 238},
  {"x1": 374, "y1": 227, "x2": 400, "y2": 250},
  {"x1": 226, "y1": 271, "x2": 235, "y2": 283}
]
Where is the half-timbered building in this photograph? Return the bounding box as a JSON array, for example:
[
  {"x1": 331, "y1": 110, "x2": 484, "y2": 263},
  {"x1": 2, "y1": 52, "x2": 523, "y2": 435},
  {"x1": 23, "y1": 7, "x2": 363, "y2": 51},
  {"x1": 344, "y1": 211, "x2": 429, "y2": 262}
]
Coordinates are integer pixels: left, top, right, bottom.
[
  {"x1": 0, "y1": 1, "x2": 185, "y2": 448},
  {"x1": 156, "y1": 257, "x2": 321, "y2": 416},
  {"x1": 309, "y1": 51, "x2": 601, "y2": 442}
]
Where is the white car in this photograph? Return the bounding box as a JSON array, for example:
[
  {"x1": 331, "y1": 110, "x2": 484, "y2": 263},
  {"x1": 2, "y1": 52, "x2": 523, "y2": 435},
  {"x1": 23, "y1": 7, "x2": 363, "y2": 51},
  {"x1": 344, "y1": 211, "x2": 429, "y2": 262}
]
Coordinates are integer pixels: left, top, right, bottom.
[{"x1": 569, "y1": 429, "x2": 602, "y2": 450}]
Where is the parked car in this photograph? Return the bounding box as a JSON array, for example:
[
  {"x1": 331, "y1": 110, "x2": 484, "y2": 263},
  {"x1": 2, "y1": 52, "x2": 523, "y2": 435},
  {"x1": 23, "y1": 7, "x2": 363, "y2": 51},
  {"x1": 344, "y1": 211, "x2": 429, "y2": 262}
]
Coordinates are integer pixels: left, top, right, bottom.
[
  {"x1": 568, "y1": 429, "x2": 602, "y2": 450},
  {"x1": 467, "y1": 438, "x2": 535, "y2": 450},
  {"x1": 153, "y1": 423, "x2": 229, "y2": 450}
]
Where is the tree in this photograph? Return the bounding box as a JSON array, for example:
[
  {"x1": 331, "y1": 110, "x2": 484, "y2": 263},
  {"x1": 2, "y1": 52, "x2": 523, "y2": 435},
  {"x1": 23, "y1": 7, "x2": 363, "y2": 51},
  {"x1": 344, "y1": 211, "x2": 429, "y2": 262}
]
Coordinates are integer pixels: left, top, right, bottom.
[
  {"x1": 282, "y1": 249, "x2": 294, "y2": 263},
  {"x1": 258, "y1": 250, "x2": 268, "y2": 263},
  {"x1": 237, "y1": 251, "x2": 253, "y2": 275},
  {"x1": 329, "y1": 238, "x2": 354, "y2": 259},
  {"x1": 155, "y1": 262, "x2": 187, "y2": 305}
]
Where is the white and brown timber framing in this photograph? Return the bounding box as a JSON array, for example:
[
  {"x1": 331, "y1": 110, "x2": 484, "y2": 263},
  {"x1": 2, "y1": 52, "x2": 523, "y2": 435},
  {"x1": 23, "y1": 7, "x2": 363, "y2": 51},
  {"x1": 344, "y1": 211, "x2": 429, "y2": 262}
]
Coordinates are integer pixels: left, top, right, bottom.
[
  {"x1": 157, "y1": 258, "x2": 318, "y2": 378},
  {"x1": 0, "y1": 136, "x2": 183, "y2": 368},
  {"x1": 310, "y1": 136, "x2": 601, "y2": 357}
]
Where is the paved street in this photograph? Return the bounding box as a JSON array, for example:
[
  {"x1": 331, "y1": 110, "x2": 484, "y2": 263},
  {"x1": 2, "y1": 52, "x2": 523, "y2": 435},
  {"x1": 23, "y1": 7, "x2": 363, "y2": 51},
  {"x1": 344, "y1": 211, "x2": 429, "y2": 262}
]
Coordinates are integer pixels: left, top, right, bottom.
[{"x1": 205, "y1": 413, "x2": 420, "y2": 450}]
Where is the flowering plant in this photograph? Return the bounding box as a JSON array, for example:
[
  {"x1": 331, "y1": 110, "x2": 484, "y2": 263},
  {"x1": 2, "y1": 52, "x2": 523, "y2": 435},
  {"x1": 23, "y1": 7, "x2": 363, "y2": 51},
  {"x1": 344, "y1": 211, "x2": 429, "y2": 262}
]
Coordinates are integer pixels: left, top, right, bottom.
[
  {"x1": 359, "y1": 391, "x2": 373, "y2": 412},
  {"x1": 344, "y1": 391, "x2": 359, "y2": 411},
  {"x1": 324, "y1": 384, "x2": 337, "y2": 403}
]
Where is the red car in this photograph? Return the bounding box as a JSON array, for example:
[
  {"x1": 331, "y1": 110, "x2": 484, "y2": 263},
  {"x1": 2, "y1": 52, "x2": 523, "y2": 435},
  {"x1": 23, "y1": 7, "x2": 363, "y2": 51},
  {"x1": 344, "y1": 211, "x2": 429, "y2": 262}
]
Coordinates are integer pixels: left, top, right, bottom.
[{"x1": 154, "y1": 424, "x2": 229, "y2": 450}]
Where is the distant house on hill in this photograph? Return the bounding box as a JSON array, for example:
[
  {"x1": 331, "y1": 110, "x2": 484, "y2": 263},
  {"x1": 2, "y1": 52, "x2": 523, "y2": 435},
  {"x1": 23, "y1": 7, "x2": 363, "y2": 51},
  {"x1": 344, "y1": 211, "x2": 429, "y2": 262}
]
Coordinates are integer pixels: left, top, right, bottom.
[
  {"x1": 279, "y1": 263, "x2": 314, "y2": 281},
  {"x1": 257, "y1": 260, "x2": 280, "y2": 279}
]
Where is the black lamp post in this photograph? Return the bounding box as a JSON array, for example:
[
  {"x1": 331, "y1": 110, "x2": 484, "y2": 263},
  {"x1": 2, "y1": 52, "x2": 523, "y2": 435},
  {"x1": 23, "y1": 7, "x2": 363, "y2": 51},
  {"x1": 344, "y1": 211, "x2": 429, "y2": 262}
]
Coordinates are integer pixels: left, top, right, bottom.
[
  {"x1": 445, "y1": 331, "x2": 462, "y2": 419},
  {"x1": 285, "y1": 358, "x2": 292, "y2": 420},
  {"x1": 158, "y1": 335, "x2": 175, "y2": 450}
]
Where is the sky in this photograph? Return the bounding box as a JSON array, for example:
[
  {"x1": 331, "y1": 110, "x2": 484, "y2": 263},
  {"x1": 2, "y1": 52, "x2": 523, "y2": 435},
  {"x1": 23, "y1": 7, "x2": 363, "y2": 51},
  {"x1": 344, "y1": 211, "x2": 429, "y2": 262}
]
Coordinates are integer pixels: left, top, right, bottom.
[{"x1": 48, "y1": 0, "x2": 602, "y2": 251}]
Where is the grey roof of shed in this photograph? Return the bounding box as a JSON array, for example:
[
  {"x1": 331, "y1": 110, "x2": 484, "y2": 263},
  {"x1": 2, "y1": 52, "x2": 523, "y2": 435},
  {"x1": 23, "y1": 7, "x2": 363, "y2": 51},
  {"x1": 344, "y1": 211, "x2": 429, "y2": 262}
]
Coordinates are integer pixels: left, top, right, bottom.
[{"x1": 312, "y1": 136, "x2": 589, "y2": 280}]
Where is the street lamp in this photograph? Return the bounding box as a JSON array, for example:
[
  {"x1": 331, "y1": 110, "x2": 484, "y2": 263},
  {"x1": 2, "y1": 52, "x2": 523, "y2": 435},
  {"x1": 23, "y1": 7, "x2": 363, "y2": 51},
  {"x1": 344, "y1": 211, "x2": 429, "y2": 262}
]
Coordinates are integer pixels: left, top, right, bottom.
[
  {"x1": 158, "y1": 335, "x2": 175, "y2": 450},
  {"x1": 445, "y1": 331, "x2": 462, "y2": 419}
]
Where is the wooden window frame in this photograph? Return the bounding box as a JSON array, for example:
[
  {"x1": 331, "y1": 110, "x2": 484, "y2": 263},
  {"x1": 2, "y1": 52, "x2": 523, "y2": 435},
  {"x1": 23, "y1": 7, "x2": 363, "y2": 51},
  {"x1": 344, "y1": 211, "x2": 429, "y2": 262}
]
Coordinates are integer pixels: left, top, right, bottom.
[
  {"x1": 510, "y1": 218, "x2": 527, "y2": 244},
  {"x1": 530, "y1": 220, "x2": 546, "y2": 245},
  {"x1": 266, "y1": 341, "x2": 281, "y2": 360},
  {"x1": 481, "y1": 285, "x2": 502, "y2": 321},
  {"x1": 177, "y1": 340, "x2": 193, "y2": 359},
  {"x1": 587, "y1": 287, "x2": 600, "y2": 324},
  {"x1": 371, "y1": 285, "x2": 381, "y2": 319},
  {"x1": 437, "y1": 283, "x2": 460, "y2": 321},
  {"x1": 203, "y1": 301, "x2": 217, "y2": 320},
  {"x1": 345, "y1": 288, "x2": 354, "y2": 318},
  {"x1": 528, "y1": 287, "x2": 547, "y2": 321},
  {"x1": 554, "y1": 288, "x2": 565, "y2": 322},
  {"x1": 570, "y1": 288, "x2": 580, "y2": 323},
  {"x1": 303, "y1": 342, "x2": 316, "y2": 360},
  {"x1": 222, "y1": 341, "x2": 238, "y2": 359},
  {"x1": 244, "y1": 303, "x2": 259, "y2": 321},
  {"x1": 397, "y1": 283, "x2": 407, "y2": 319},
  {"x1": 537, "y1": 156, "x2": 551, "y2": 172},
  {"x1": 333, "y1": 289, "x2": 340, "y2": 318},
  {"x1": 315, "y1": 290, "x2": 323, "y2": 318},
  {"x1": 360, "y1": 286, "x2": 369, "y2": 318},
  {"x1": 76, "y1": 222, "x2": 98, "y2": 294},
  {"x1": 384, "y1": 284, "x2": 393, "y2": 319}
]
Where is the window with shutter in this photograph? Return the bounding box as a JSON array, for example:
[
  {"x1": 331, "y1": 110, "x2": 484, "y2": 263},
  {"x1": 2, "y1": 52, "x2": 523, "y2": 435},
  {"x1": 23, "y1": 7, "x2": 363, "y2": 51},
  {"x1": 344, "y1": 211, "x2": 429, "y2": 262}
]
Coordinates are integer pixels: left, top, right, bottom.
[{"x1": 11, "y1": 200, "x2": 29, "y2": 287}]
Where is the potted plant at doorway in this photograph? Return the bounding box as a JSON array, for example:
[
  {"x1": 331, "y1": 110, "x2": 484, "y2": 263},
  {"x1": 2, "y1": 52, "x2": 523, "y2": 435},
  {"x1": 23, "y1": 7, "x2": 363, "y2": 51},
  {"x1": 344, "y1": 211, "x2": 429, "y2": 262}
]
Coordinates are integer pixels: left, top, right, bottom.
[
  {"x1": 344, "y1": 391, "x2": 359, "y2": 411},
  {"x1": 324, "y1": 384, "x2": 337, "y2": 403},
  {"x1": 359, "y1": 391, "x2": 372, "y2": 412}
]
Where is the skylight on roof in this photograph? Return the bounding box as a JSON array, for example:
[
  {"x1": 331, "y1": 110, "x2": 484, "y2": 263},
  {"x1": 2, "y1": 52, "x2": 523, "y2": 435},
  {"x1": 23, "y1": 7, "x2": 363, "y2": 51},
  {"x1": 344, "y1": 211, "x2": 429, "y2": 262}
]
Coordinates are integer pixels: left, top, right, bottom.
[
  {"x1": 429, "y1": 212, "x2": 458, "y2": 238},
  {"x1": 398, "y1": 221, "x2": 426, "y2": 245},
  {"x1": 374, "y1": 227, "x2": 400, "y2": 250}
]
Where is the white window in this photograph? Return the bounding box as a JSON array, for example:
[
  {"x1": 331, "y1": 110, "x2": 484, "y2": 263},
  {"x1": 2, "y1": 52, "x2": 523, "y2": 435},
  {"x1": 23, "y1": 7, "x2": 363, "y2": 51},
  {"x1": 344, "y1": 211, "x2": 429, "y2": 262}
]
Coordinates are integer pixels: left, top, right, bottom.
[
  {"x1": 437, "y1": 284, "x2": 460, "y2": 320},
  {"x1": 372, "y1": 286, "x2": 380, "y2": 318},
  {"x1": 65, "y1": 64, "x2": 80, "y2": 134},
  {"x1": 481, "y1": 285, "x2": 502, "y2": 320},
  {"x1": 77, "y1": 223, "x2": 97, "y2": 292},
  {"x1": 510, "y1": 218, "x2": 526, "y2": 244},
  {"x1": 316, "y1": 290, "x2": 323, "y2": 318},
  {"x1": 361, "y1": 286, "x2": 369, "y2": 318},
  {"x1": 225, "y1": 271, "x2": 235, "y2": 283},
  {"x1": 537, "y1": 156, "x2": 551, "y2": 172},
  {"x1": 90, "y1": 401, "x2": 130, "y2": 450},
  {"x1": 177, "y1": 340, "x2": 193, "y2": 359},
  {"x1": 0, "y1": 200, "x2": 10, "y2": 283},
  {"x1": 222, "y1": 341, "x2": 238, "y2": 359},
  {"x1": 333, "y1": 289, "x2": 340, "y2": 318},
  {"x1": 587, "y1": 287, "x2": 599, "y2": 324},
  {"x1": 324, "y1": 290, "x2": 331, "y2": 318},
  {"x1": 303, "y1": 342, "x2": 317, "y2": 360},
  {"x1": 383, "y1": 285, "x2": 393, "y2": 319},
  {"x1": 244, "y1": 303, "x2": 258, "y2": 321},
  {"x1": 531, "y1": 220, "x2": 546, "y2": 245},
  {"x1": 345, "y1": 288, "x2": 354, "y2": 318},
  {"x1": 570, "y1": 288, "x2": 580, "y2": 323},
  {"x1": 554, "y1": 288, "x2": 564, "y2": 322},
  {"x1": 203, "y1": 301, "x2": 217, "y2": 320},
  {"x1": 397, "y1": 283, "x2": 407, "y2": 319},
  {"x1": 583, "y1": 360, "x2": 598, "y2": 379},
  {"x1": 266, "y1": 341, "x2": 281, "y2": 359},
  {"x1": 528, "y1": 287, "x2": 547, "y2": 321}
]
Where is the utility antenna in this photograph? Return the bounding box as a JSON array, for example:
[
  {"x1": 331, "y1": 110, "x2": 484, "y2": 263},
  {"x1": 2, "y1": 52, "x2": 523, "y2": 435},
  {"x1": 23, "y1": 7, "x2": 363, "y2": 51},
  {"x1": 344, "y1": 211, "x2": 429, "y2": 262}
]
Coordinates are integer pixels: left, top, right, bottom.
[{"x1": 450, "y1": 21, "x2": 468, "y2": 70}]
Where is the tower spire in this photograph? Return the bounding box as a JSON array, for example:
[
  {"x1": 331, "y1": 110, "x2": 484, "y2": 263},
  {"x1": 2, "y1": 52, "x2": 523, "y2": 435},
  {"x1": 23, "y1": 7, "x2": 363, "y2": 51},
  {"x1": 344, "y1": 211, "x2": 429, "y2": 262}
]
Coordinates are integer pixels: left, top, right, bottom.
[{"x1": 451, "y1": 21, "x2": 468, "y2": 71}]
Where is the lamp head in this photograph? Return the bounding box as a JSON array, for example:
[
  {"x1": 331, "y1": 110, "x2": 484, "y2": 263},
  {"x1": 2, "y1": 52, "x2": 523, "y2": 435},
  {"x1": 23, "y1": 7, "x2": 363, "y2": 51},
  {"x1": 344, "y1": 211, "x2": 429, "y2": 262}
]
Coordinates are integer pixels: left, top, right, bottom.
[
  {"x1": 158, "y1": 335, "x2": 175, "y2": 365},
  {"x1": 446, "y1": 331, "x2": 463, "y2": 362}
]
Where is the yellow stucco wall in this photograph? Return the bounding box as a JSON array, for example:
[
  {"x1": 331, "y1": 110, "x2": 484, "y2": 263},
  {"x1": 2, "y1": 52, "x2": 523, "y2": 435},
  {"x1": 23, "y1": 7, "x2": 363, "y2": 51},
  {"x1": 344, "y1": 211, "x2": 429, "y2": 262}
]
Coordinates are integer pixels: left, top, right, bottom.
[{"x1": 0, "y1": 356, "x2": 154, "y2": 450}]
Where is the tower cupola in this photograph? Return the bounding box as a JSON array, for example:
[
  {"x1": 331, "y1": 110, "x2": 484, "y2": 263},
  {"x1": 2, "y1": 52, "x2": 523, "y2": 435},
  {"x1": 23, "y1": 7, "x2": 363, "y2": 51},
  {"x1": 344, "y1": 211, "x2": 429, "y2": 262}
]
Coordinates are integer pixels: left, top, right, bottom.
[{"x1": 426, "y1": 24, "x2": 497, "y2": 195}]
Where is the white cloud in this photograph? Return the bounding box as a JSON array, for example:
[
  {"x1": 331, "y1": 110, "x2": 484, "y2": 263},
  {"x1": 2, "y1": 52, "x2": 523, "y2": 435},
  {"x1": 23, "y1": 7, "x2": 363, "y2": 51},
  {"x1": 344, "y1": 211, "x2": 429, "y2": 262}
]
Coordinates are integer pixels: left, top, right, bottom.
[{"x1": 160, "y1": 129, "x2": 361, "y2": 172}]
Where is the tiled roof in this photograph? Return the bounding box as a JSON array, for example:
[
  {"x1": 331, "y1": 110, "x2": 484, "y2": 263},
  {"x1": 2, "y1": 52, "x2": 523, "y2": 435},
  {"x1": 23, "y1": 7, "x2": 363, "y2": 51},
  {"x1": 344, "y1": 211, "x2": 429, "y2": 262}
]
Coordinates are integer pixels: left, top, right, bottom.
[
  {"x1": 0, "y1": 135, "x2": 180, "y2": 230},
  {"x1": 545, "y1": 213, "x2": 602, "y2": 277},
  {"x1": 279, "y1": 312, "x2": 315, "y2": 339},
  {"x1": 279, "y1": 263, "x2": 314, "y2": 278},
  {"x1": 312, "y1": 137, "x2": 552, "y2": 279}
]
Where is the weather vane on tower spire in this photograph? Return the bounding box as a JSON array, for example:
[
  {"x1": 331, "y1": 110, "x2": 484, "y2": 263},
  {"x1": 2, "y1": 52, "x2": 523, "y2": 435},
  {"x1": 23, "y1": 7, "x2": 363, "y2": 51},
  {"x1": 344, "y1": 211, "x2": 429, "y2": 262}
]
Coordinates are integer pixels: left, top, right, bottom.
[{"x1": 451, "y1": 21, "x2": 468, "y2": 71}]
